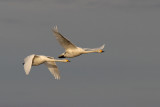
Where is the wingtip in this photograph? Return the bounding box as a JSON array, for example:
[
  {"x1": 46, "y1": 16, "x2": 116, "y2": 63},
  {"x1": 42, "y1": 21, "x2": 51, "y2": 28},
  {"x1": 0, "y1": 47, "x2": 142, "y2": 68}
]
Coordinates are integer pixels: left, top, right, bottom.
[
  {"x1": 25, "y1": 73, "x2": 29, "y2": 75},
  {"x1": 53, "y1": 25, "x2": 58, "y2": 32},
  {"x1": 53, "y1": 73, "x2": 60, "y2": 80},
  {"x1": 55, "y1": 77, "x2": 60, "y2": 80},
  {"x1": 100, "y1": 44, "x2": 105, "y2": 49}
]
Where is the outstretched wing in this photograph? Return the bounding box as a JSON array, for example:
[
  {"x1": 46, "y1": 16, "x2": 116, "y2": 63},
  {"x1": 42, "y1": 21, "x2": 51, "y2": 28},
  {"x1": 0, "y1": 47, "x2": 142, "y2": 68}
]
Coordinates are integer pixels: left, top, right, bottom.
[
  {"x1": 52, "y1": 26, "x2": 77, "y2": 50},
  {"x1": 24, "y1": 54, "x2": 35, "y2": 75},
  {"x1": 45, "y1": 61, "x2": 60, "y2": 80},
  {"x1": 83, "y1": 44, "x2": 105, "y2": 51}
]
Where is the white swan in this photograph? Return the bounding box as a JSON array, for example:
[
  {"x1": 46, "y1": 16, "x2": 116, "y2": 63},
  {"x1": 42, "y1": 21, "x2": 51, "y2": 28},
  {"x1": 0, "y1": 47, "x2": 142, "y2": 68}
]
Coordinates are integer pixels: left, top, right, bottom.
[
  {"x1": 23, "y1": 54, "x2": 70, "y2": 80},
  {"x1": 52, "y1": 26, "x2": 105, "y2": 58}
]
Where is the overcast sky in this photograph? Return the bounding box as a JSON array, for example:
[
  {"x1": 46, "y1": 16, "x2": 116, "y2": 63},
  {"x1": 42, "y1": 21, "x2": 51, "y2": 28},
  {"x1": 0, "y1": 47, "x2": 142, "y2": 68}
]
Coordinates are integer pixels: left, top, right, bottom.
[{"x1": 0, "y1": 0, "x2": 160, "y2": 107}]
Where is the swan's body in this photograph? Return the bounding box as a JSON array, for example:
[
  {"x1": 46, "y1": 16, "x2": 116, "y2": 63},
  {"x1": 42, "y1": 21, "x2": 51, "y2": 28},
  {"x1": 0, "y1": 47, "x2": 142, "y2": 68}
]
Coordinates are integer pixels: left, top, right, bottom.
[
  {"x1": 23, "y1": 54, "x2": 70, "y2": 80},
  {"x1": 52, "y1": 26, "x2": 105, "y2": 58}
]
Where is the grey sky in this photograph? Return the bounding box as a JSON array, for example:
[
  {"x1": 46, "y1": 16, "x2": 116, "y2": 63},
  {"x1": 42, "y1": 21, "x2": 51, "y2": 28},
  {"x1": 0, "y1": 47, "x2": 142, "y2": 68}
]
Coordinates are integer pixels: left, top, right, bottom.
[{"x1": 0, "y1": 0, "x2": 160, "y2": 107}]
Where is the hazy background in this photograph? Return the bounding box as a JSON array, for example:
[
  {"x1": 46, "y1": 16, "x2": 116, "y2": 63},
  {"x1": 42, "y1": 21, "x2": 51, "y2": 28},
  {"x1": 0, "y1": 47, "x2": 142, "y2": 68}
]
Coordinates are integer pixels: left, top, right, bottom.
[{"x1": 0, "y1": 0, "x2": 160, "y2": 107}]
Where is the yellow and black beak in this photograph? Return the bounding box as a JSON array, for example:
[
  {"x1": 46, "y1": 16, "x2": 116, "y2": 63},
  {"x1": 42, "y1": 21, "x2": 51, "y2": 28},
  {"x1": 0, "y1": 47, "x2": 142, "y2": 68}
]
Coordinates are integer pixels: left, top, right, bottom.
[
  {"x1": 99, "y1": 50, "x2": 104, "y2": 53},
  {"x1": 66, "y1": 59, "x2": 70, "y2": 62}
]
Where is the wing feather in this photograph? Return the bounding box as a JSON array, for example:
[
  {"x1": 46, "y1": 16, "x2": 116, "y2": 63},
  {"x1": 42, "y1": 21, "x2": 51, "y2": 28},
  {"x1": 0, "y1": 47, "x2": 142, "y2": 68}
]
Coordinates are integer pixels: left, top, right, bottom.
[
  {"x1": 24, "y1": 54, "x2": 35, "y2": 75},
  {"x1": 52, "y1": 26, "x2": 77, "y2": 50},
  {"x1": 45, "y1": 61, "x2": 60, "y2": 80}
]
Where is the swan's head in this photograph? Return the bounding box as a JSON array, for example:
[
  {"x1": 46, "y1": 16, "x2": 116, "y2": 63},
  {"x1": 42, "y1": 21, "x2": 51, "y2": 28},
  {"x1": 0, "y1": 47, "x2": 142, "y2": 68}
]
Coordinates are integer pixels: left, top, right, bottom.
[{"x1": 98, "y1": 49, "x2": 104, "y2": 53}]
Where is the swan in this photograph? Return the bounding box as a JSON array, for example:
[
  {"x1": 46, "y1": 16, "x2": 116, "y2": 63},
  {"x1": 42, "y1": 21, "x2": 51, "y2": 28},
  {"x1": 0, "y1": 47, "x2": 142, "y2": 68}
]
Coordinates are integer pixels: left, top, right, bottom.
[
  {"x1": 52, "y1": 26, "x2": 105, "y2": 58},
  {"x1": 23, "y1": 54, "x2": 70, "y2": 80}
]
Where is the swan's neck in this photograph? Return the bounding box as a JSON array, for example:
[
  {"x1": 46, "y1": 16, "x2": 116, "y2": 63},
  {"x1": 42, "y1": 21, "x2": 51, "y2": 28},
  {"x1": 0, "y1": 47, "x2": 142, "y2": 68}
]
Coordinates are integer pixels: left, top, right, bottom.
[
  {"x1": 82, "y1": 50, "x2": 99, "y2": 54},
  {"x1": 54, "y1": 59, "x2": 68, "y2": 62}
]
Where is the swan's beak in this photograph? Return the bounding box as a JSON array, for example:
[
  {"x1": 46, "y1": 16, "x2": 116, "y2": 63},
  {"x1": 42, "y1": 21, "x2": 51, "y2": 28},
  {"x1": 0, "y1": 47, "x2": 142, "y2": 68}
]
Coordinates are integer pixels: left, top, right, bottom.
[
  {"x1": 99, "y1": 50, "x2": 104, "y2": 53},
  {"x1": 22, "y1": 63, "x2": 25, "y2": 65},
  {"x1": 66, "y1": 59, "x2": 70, "y2": 62}
]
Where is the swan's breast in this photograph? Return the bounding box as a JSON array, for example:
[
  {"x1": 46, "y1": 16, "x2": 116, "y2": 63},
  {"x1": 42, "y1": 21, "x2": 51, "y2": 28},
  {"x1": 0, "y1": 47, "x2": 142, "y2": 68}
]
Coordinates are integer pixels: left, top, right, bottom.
[
  {"x1": 32, "y1": 56, "x2": 45, "y2": 66},
  {"x1": 65, "y1": 48, "x2": 84, "y2": 57}
]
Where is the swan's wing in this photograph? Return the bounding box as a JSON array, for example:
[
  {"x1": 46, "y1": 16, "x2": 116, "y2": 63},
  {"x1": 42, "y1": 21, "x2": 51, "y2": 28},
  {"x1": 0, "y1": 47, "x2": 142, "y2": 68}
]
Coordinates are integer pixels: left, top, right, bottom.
[
  {"x1": 83, "y1": 44, "x2": 105, "y2": 51},
  {"x1": 45, "y1": 61, "x2": 60, "y2": 80},
  {"x1": 24, "y1": 54, "x2": 35, "y2": 75},
  {"x1": 52, "y1": 26, "x2": 77, "y2": 50}
]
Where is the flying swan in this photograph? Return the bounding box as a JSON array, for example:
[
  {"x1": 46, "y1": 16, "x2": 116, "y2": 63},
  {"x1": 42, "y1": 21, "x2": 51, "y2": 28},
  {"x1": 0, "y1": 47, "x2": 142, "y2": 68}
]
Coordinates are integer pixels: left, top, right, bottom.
[
  {"x1": 23, "y1": 54, "x2": 70, "y2": 80},
  {"x1": 52, "y1": 26, "x2": 105, "y2": 58}
]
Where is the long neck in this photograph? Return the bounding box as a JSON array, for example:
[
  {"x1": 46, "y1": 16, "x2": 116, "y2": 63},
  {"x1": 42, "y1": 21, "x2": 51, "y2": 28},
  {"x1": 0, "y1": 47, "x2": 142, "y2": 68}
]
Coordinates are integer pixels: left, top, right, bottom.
[
  {"x1": 53, "y1": 59, "x2": 67, "y2": 62},
  {"x1": 82, "y1": 50, "x2": 99, "y2": 54}
]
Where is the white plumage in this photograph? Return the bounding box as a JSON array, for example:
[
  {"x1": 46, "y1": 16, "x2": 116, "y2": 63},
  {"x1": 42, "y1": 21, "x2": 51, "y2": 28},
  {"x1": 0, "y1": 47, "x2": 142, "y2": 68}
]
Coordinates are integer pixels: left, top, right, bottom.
[
  {"x1": 23, "y1": 54, "x2": 70, "y2": 80},
  {"x1": 52, "y1": 26, "x2": 105, "y2": 58}
]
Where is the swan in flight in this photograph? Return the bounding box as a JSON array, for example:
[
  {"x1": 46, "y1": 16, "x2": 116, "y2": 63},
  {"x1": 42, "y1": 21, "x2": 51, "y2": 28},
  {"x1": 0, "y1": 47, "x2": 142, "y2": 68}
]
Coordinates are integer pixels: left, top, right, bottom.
[
  {"x1": 52, "y1": 26, "x2": 105, "y2": 58},
  {"x1": 23, "y1": 54, "x2": 70, "y2": 80}
]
